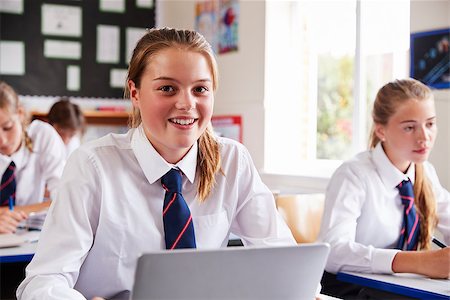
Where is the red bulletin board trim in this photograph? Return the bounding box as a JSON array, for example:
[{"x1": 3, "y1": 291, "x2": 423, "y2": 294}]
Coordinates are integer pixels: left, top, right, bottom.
[{"x1": 211, "y1": 115, "x2": 243, "y2": 143}]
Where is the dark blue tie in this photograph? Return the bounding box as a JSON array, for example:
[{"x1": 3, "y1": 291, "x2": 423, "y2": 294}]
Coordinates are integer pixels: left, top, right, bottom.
[
  {"x1": 396, "y1": 179, "x2": 420, "y2": 250},
  {"x1": 1, "y1": 161, "x2": 16, "y2": 206},
  {"x1": 161, "y1": 168, "x2": 196, "y2": 249}
]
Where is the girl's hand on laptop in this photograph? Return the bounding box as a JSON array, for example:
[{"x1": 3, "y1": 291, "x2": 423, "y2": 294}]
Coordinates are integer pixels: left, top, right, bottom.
[{"x1": 91, "y1": 297, "x2": 105, "y2": 300}]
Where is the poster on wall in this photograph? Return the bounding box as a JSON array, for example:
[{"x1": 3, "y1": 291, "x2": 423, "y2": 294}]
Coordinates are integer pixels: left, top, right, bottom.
[
  {"x1": 195, "y1": 0, "x2": 239, "y2": 54},
  {"x1": 211, "y1": 115, "x2": 242, "y2": 143},
  {"x1": 218, "y1": 0, "x2": 238, "y2": 54},
  {"x1": 410, "y1": 28, "x2": 450, "y2": 89},
  {"x1": 195, "y1": 0, "x2": 219, "y2": 52}
]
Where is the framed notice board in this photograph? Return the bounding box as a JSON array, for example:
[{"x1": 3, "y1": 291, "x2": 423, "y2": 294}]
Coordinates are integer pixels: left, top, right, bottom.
[{"x1": 0, "y1": 0, "x2": 155, "y2": 98}]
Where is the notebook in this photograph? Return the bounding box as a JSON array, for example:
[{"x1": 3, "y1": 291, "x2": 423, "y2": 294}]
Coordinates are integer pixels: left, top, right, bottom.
[{"x1": 131, "y1": 243, "x2": 330, "y2": 300}]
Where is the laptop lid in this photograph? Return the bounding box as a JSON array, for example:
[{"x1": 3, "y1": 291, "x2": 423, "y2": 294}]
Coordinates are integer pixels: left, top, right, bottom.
[{"x1": 131, "y1": 243, "x2": 330, "y2": 300}]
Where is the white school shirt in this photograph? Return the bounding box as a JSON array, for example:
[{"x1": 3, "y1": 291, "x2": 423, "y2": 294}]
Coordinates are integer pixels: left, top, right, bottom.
[
  {"x1": 17, "y1": 126, "x2": 295, "y2": 300},
  {"x1": 318, "y1": 142, "x2": 450, "y2": 274},
  {"x1": 0, "y1": 120, "x2": 66, "y2": 205},
  {"x1": 65, "y1": 135, "x2": 81, "y2": 158}
]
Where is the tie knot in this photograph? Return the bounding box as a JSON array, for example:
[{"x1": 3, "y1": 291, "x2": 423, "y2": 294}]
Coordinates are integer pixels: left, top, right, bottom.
[
  {"x1": 397, "y1": 179, "x2": 414, "y2": 202},
  {"x1": 161, "y1": 168, "x2": 182, "y2": 193},
  {"x1": 8, "y1": 161, "x2": 16, "y2": 170}
]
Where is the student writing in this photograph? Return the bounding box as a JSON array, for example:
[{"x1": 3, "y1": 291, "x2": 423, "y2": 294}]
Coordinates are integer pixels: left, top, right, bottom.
[
  {"x1": 17, "y1": 27, "x2": 295, "y2": 300},
  {"x1": 318, "y1": 78, "x2": 450, "y2": 298},
  {"x1": 0, "y1": 81, "x2": 66, "y2": 234}
]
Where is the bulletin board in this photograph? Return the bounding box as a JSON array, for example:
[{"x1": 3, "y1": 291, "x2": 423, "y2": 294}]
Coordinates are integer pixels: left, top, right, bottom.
[{"x1": 0, "y1": 0, "x2": 155, "y2": 98}]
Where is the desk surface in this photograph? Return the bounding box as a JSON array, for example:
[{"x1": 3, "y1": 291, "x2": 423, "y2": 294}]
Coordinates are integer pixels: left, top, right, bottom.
[
  {"x1": 337, "y1": 271, "x2": 450, "y2": 300},
  {"x1": 0, "y1": 231, "x2": 39, "y2": 263}
]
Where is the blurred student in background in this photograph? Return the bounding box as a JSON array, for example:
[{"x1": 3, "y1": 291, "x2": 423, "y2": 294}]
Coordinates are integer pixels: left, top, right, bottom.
[
  {"x1": 48, "y1": 98, "x2": 85, "y2": 158},
  {"x1": 0, "y1": 81, "x2": 66, "y2": 234},
  {"x1": 319, "y1": 78, "x2": 450, "y2": 298}
]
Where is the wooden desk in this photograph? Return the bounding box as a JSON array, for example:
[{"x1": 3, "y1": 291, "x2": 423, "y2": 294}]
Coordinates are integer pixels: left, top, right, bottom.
[{"x1": 337, "y1": 271, "x2": 450, "y2": 299}]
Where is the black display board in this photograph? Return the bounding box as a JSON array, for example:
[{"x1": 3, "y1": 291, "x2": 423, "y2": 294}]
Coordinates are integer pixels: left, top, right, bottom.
[{"x1": 0, "y1": 0, "x2": 155, "y2": 98}]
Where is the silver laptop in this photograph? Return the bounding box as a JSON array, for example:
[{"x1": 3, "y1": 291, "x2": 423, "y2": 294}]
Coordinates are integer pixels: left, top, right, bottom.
[{"x1": 131, "y1": 243, "x2": 330, "y2": 300}]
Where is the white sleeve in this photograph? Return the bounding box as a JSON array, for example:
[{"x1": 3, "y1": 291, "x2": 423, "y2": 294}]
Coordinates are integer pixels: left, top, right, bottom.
[
  {"x1": 425, "y1": 163, "x2": 450, "y2": 245},
  {"x1": 230, "y1": 145, "x2": 296, "y2": 246},
  {"x1": 318, "y1": 164, "x2": 399, "y2": 274},
  {"x1": 33, "y1": 121, "x2": 67, "y2": 201},
  {"x1": 17, "y1": 149, "x2": 100, "y2": 300}
]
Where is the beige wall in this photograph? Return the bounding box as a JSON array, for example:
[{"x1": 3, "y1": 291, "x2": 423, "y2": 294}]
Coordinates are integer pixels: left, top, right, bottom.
[{"x1": 411, "y1": 0, "x2": 450, "y2": 189}]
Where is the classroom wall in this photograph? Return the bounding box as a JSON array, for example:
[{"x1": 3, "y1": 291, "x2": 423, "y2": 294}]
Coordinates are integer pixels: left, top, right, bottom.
[
  {"x1": 411, "y1": 0, "x2": 450, "y2": 190},
  {"x1": 157, "y1": 0, "x2": 450, "y2": 190}
]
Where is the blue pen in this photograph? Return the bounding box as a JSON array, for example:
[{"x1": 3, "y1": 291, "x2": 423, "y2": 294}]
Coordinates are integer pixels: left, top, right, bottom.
[
  {"x1": 432, "y1": 236, "x2": 447, "y2": 248},
  {"x1": 8, "y1": 196, "x2": 14, "y2": 211}
]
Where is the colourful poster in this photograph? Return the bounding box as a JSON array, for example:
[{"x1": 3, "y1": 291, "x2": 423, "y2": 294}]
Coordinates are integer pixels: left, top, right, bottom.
[
  {"x1": 195, "y1": 0, "x2": 239, "y2": 54},
  {"x1": 218, "y1": 0, "x2": 238, "y2": 54},
  {"x1": 195, "y1": 0, "x2": 219, "y2": 53}
]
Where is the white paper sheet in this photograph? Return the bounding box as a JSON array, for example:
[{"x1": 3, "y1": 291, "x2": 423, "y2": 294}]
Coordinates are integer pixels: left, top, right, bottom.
[
  {"x1": 136, "y1": 0, "x2": 153, "y2": 9},
  {"x1": 44, "y1": 40, "x2": 81, "y2": 59},
  {"x1": 100, "y1": 0, "x2": 125, "y2": 13},
  {"x1": 67, "y1": 65, "x2": 80, "y2": 91},
  {"x1": 97, "y1": 25, "x2": 120, "y2": 64},
  {"x1": 110, "y1": 68, "x2": 128, "y2": 88},
  {"x1": 0, "y1": 41, "x2": 25, "y2": 75},
  {"x1": 0, "y1": 0, "x2": 24, "y2": 14},
  {"x1": 42, "y1": 4, "x2": 82, "y2": 37},
  {"x1": 125, "y1": 27, "x2": 147, "y2": 64}
]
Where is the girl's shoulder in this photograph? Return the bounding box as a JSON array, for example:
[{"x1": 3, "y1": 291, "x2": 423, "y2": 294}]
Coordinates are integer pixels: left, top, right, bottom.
[
  {"x1": 27, "y1": 119, "x2": 56, "y2": 136},
  {"x1": 337, "y1": 150, "x2": 374, "y2": 174},
  {"x1": 27, "y1": 119, "x2": 63, "y2": 147},
  {"x1": 216, "y1": 136, "x2": 249, "y2": 156}
]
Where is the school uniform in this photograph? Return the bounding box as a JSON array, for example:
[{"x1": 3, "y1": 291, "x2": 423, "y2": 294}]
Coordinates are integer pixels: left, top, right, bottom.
[
  {"x1": 65, "y1": 135, "x2": 81, "y2": 158},
  {"x1": 0, "y1": 120, "x2": 66, "y2": 205},
  {"x1": 17, "y1": 125, "x2": 295, "y2": 300},
  {"x1": 319, "y1": 142, "x2": 450, "y2": 275}
]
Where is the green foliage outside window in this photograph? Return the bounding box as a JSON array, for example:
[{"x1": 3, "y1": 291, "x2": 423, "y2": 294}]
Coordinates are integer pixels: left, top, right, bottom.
[{"x1": 317, "y1": 55, "x2": 354, "y2": 160}]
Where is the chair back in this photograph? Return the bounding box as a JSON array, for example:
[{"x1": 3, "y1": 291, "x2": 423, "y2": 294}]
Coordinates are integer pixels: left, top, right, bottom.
[{"x1": 276, "y1": 193, "x2": 325, "y2": 243}]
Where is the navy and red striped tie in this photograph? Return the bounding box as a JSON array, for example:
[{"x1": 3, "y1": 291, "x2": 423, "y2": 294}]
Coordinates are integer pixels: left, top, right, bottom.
[
  {"x1": 1, "y1": 161, "x2": 16, "y2": 206},
  {"x1": 396, "y1": 179, "x2": 420, "y2": 250},
  {"x1": 161, "y1": 168, "x2": 196, "y2": 249}
]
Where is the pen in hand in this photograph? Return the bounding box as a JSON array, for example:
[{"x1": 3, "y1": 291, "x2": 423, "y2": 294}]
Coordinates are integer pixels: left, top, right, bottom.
[
  {"x1": 432, "y1": 236, "x2": 447, "y2": 248},
  {"x1": 8, "y1": 196, "x2": 14, "y2": 211}
]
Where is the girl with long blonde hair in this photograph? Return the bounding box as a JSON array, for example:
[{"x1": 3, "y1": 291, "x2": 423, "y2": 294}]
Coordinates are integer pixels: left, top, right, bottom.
[
  {"x1": 17, "y1": 28, "x2": 295, "y2": 299},
  {"x1": 319, "y1": 78, "x2": 450, "y2": 298}
]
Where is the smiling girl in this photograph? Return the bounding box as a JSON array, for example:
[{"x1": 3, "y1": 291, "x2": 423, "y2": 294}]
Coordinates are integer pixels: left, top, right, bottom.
[
  {"x1": 319, "y1": 78, "x2": 450, "y2": 298},
  {"x1": 17, "y1": 28, "x2": 295, "y2": 300},
  {"x1": 0, "y1": 81, "x2": 66, "y2": 233}
]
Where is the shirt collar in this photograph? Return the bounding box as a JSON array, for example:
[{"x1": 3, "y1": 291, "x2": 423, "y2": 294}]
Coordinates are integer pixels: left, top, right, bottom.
[
  {"x1": 131, "y1": 125, "x2": 197, "y2": 185},
  {"x1": 0, "y1": 142, "x2": 25, "y2": 173},
  {"x1": 372, "y1": 142, "x2": 415, "y2": 189}
]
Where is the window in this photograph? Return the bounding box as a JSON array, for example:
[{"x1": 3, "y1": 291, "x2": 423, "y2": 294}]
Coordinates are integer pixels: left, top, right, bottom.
[{"x1": 264, "y1": 0, "x2": 409, "y2": 179}]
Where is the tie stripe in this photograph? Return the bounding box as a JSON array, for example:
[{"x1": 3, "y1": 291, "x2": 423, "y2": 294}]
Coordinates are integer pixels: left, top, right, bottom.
[
  {"x1": 161, "y1": 168, "x2": 196, "y2": 250},
  {"x1": 162, "y1": 193, "x2": 177, "y2": 216},
  {"x1": 396, "y1": 179, "x2": 420, "y2": 250},
  {"x1": 1, "y1": 161, "x2": 16, "y2": 206},
  {"x1": 407, "y1": 214, "x2": 419, "y2": 245},
  {"x1": 170, "y1": 215, "x2": 193, "y2": 250}
]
